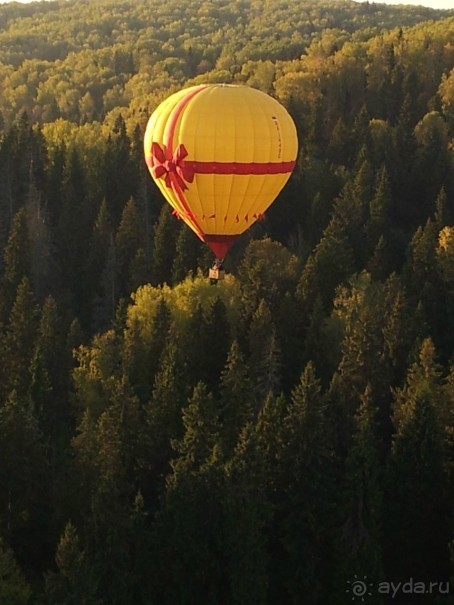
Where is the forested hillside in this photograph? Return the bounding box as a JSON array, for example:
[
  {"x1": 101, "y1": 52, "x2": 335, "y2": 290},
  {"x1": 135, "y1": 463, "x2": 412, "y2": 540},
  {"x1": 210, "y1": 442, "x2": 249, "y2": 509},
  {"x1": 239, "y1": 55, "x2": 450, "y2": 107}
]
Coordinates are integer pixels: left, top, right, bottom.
[{"x1": 0, "y1": 0, "x2": 453, "y2": 603}]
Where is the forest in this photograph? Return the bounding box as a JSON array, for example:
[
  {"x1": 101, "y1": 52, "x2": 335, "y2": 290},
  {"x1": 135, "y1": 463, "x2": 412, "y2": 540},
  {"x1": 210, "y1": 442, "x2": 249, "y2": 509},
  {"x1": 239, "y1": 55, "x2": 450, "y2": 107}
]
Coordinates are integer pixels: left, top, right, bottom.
[{"x1": 0, "y1": 0, "x2": 453, "y2": 603}]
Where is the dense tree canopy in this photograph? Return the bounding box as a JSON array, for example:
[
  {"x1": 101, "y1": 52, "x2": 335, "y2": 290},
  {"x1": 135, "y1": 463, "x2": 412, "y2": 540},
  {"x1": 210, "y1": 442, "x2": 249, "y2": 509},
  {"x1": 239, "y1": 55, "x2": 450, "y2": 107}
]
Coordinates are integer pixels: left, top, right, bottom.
[{"x1": 0, "y1": 0, "x2": 453, "y2": 603}]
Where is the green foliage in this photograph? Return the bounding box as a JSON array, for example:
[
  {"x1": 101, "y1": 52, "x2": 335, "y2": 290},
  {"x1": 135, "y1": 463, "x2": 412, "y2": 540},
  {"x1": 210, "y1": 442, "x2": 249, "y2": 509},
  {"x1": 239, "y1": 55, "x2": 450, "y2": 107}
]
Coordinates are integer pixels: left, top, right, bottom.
[
  {"x1": 44, "y1": 521, "x2": 99, "y2": 605},
  {"x1": 384, "y1": 339, "x2": 451, "y2": 581},
  {"x1": 0, "y1": 2, "x2": 453, "y2": 602},
  {"x1": 0, "y1": 0, "x2": 450, "y2": 128},
  {"x1": 340, "y1": 385, "x2": 383, "y2": 591},
  {"x1": 0, "y1": 537, "x2": 31, "y2": 605},
  {"x1": 0, "y1": 391, "x2": 51, "y2": 573}
]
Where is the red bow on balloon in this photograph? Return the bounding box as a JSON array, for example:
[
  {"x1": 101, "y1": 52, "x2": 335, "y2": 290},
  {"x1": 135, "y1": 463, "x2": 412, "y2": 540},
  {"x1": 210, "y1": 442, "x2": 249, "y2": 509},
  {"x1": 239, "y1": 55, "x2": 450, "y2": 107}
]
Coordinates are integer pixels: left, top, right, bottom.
[{"x1": 150, "y1": 143, "x2": 195, "y2": 191}]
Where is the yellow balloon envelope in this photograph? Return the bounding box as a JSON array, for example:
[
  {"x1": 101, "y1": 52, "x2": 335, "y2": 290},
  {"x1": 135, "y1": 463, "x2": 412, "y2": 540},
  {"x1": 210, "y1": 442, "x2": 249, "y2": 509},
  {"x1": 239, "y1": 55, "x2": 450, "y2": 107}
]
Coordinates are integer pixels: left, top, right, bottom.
[{"x1": 144, "y1": 84, "x2": 298, "y2": 258}]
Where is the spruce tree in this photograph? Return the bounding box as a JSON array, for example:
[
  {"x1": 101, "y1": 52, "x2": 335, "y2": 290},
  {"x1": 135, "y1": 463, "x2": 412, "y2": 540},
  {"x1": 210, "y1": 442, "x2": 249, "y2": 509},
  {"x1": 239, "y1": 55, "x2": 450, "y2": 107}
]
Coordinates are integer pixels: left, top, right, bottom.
[
  {"x1": 367, "y1": 166, "x2": 392, "y2": 249},
  {"x1": 222, "y1": 423, "x2": 270, "y2": 605},
  {"x1": 86, "y1": 198, "x2": 112, "y2": 308},
  {"x1": 384, "y1": 339, "x2": 451, "y2": 582},
  {"x1": 44, "y1": 521, "x2": 97, "y2": 605},
  {"x1": 0, "y1": 278, "x2": 38, "y2": 398},
  {"x1": 151, "y1": 205, "x2": 178, "y2": 285},
  {"x1": 254, "y1": 330, "x2": 282, "y2": 405},
  {"x1": 30, "y1": 296, "x2": 70, "y2": 452},
  {"x1": 138, "y1": 331, "x2": 191, "y2": 505},
  {"x1": 0, "y1": 391, "x2": 51, "y2": 574},
  {"x1": 249, "y1": 392, "x2": 287, "y2": 603},
  {"x1": 0, "y1": 537, "x2": 31, "y2": 605},
  {"x1": 122, "y1": 296, "x2": 171, "y2": 402},
  {"x1": 171, "y1": 223, "x2": 200, "y2": 285},
  {"x1": 248, "y1": 298, "x2": 273, "y2": 364},
  {"x1": 297, "y1": 216, "x2": 355, "y2": 312},
  {"x1": 333, "y1": 154, "x2": 374, "y2": 265},
  {"x1": 26, "y1": 178, "x2": 52, "y2": 301},
  {"x1": 367, "y1": 235, "x2": 394, "y2": 281},
  {"x1": 170, "y1": 381, "x2": 220, "y2": 481},
  {"x1": 73, "y1": 400, "x2": 136, "y2": 604},
  {"x1": 1, "y1": 207, "x2": 31, "y2": 322},
  {"x1": 56, "y1": 146, "x2": 91, "y2": 323},
  {"x1": 129, "y1": 247, "x2": 149, "y2": 292},
  {"x1": 277, "y1": 363, "x2": 338, "y2": 604},
  {"x1": 218, "y1": 340, "x2": 254, "y2": 458},
  {"x1": 341, "y1": 385, "x2": 383, "y2": 595},
  {"x1": 329, "y1": 273, "x2": 391, "y2": 453},
  {"x1": 104, "y1": 115, "x2": 135, "y2": 224},
  {"x1": 202, "y1": 296, "x2": 231, "y2": 393},
  {"x1": 151, "y1": 383, "x2": 225, "y2": 605},
  {"x1": 115, "y1": 197, "x2": 143, "y2": 297}
]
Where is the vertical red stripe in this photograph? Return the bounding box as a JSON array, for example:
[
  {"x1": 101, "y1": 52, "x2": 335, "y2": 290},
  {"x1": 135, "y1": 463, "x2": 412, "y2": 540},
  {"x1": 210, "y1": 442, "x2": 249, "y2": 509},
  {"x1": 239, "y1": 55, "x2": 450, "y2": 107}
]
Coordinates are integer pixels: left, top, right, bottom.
[
  {"x1": 165, "y1": 85, "x2": 207, "y2": 151},
  {"x1": 164, "y1": 86, "x2": 208, "y2": 238}
]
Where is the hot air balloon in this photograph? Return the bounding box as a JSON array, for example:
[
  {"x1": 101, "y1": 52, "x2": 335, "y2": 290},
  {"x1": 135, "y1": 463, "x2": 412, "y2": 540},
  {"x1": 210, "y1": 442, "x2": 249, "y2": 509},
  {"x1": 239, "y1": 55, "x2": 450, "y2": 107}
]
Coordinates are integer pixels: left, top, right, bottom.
[{"x1": 144, "y1": 84, "x2": 298, "y2": 280}]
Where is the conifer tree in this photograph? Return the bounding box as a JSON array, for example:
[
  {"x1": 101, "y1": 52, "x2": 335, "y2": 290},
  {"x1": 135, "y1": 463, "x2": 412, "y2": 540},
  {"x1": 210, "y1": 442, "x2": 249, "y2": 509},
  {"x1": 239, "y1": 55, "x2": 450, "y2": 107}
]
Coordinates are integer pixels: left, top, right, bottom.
[
  {"x1": 129, "y1": 247, "x2": 149, "y2": 292},
  {"x1": 96, "y1": 233, "x2": 118, "y2": 331},
  {"x1": 0, "y1": 278, "x2": 38, "y2": 398},
  {"x1": 170, "y1": 381, "x2": 220, "y2": 481},
  {"x1": 86, "y1": 198, "x2": 112, "y2": 299},
  {"x1": 26, "y1": 178, "x2": 52, "y2": 301},
  {"x1": 0, "y1": 537, "x2": 31, "y2": 605},
  {"x1": 171, "y1": 222, "x2": 200, "y2": 285},
  {"x1": 140, "y1": 336, "x2": 190, "y2": 502},
  {"x1": 333, "y1": 154, "x2": 374, "y2": 266},
  {"x1": 405, "y1": 218, "x2": 439, "y2": 298},
  {"x1": 413, "y1": 112, "x2": 450, "y2": 218},
  {"x1": 122, "y1": 296, "x2": 171, "y2": 402},
  {"x1": 341, "y1": 385, "x2": 383, "y2": 592},
  {"x1": 247, "y1": 298, "x2": 283, "y2": 404},
  {"x1": 405, "y1": 218, "x2": 447, "y2": 356},
  {"x1": 367, "y1": 235, "x2": 394, "y2": 281},
  {"x1": 115, "y1": 197, "x2": 143, "y2": 296},
  {"x1": 367, "y1": 165, "x2": 392, "y2": 248},
  {"x1": 329, "y1": 273, "x2": 391, "y2": 452},
  {"x1": 222, "y1": 422, "x2": 270, "y2": 605},
  {"x1": 0, "y1": 391, "x2": 50, "y2": 573},
  {"x1": 245, "y1": 391, "x2": 288, "y2": 602},
  {"x1": 182, "y1": 302, "x2": 207, "y2": 387},
  {"x1": 5, "y1": 112, "x2": 37, "y2": 215},
  {"x1": 30, "y1": 296, "x2": 69, "y2": 448},
  {"x1": 128, "y1": 491, "x2": 153, "y2": 604},
  {"x1": 1, "y1": 207, "x2": 31, "y2": 321},
  {"x1": 300, "y1": 295, "x2": 334, "y2": 386},
  {"x1": 218, "y1": 340, "x2": 254, "y2": 458},
  {"x1": 442, "y1": 364, "x2": 454, "y2": 494},
  {"x1": 393, "y1": 98, "x2": 418, "y2": 225},
  {"x1": 381, "y1": 273, "x2": 413, "y2": 387},
  {"x1": 384, "y1": 339, "x2": 451, "y2": 582},
  {"x1": 185, "y1": 297, "x2": 231, "y2": 394},
  {"x1": 297, "y1": 216, "x2": 355, "y2": 311},
  {"x1": 435, "y1": 224, "x2": 454, "y2": 358},
  {"x1": 277, "y1": 363, "x2": 339, "y2": 604},
  {"x1": 44, "y1": 521, "x2": 97, "y2": 605},
  {"x1": 72, "y1": 400, "x2": 136, "y2": 604},
  {"x1": 434, "y1": 186, "x2": 449, "y2": 229},
  {"x1": 56, "y1": 147, "x2": 91, "y2": 322},
  {"x1": 202, "y1": 296, "x2": 231, "y2": 393},
  {"x1": 44, "y1": 143, "x2": 65, "y2": 227},
  {"x1": 151, "y1": 383, "x2": 225, "y2": 605},
  {"x1": 151, "y1": 205, "x2": 178, "y2": 285},
  {"x1": 254, "y1": 330, "x2": 283, "y2": 405},
  {"x1": 248, "y1": 298, "x2": 273, "y2": 363},
  {"x1": 104, "y1": 115, "x2": 135, "y2": 224}
]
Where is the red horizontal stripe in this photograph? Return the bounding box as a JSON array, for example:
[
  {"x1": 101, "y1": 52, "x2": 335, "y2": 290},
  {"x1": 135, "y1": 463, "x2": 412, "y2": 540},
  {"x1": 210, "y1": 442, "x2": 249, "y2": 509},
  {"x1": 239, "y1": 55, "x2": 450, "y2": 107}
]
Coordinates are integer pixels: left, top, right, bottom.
[{"x1": 188, "y1": 160, "x2": 296, "y2": 175}]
